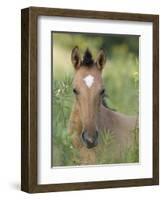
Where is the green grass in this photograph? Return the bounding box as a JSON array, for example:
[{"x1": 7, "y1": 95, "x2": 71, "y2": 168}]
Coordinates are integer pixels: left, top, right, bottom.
[{"x1": 52, "y1": 72, "x2": 139, "y2": 166}]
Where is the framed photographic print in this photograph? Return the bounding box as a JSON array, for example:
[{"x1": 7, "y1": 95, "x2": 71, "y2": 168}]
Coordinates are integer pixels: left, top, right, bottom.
[{"x1": 21, "y1": 7, "x2": 159, "y2": 193}]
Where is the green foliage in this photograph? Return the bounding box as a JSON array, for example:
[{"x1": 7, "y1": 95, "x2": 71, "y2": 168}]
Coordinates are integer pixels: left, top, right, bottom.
[
  {"x1": 125, "y1": 128, "x2": 139, "y2": 163},
  {"x1": 53, "y1": 33, "x2": 139, "y2": 57},
  {"x1": 103, "y1": 54, "x2": 139, "y2": 115},
  {"x1": 53, "y1": 77, "x2": 78, "y2": 166},
  {"x1": 52, "y1": 32, "x2": 139, "y2": 166}
]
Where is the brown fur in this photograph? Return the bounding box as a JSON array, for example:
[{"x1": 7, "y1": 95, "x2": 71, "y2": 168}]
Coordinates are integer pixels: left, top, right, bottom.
[{"x1": 69, "y1": 47, "x2": 137, "y2": 165}]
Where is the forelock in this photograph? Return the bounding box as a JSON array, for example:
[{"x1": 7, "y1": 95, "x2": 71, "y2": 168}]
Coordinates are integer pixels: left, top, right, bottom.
[{"x1": 81, "y1": 48, "x2": 94, "y2": 67}]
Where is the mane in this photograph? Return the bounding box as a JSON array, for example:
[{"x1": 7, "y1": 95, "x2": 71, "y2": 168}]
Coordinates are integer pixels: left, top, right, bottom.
[
  {"x1": 102, "y1": 96, "x2": 108, "y2": 108},
  {"x1": 102, "y1": 94, "x2": 116, "y2": 111},
  {"x1": 81, "y1": 48, "x2": 94, "y2": 67}
]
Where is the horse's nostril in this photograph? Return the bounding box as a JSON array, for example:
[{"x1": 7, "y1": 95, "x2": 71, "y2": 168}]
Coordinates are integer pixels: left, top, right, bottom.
[
  {"x1": 81, "y1": 131, "x2": 85, "y2": 142},
  {"x1": 82, "y1": 130, "x2": 98, "y2": 148},
  {"x1": 95, "y1": 130, "x2": 99, "y2": 139}
]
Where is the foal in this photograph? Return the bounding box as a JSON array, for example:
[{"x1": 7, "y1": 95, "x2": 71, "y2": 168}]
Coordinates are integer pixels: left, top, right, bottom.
[{"x1": 69, "y1": 47, "x2": 138, "y2": 164}]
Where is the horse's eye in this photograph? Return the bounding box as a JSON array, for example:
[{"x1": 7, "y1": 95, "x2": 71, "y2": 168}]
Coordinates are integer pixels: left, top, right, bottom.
[
  {"x1": 100, "y1": 89, "x2": 105, "y2": 96},
  {"x1": 73, "y1": 88, "x2": 79, "y2": 95}
]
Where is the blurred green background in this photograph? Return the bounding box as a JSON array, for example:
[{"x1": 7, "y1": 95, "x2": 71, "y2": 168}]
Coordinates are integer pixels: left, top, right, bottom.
[{"x1": 52, "y1": 32, "x2": 139, "y2": 166}]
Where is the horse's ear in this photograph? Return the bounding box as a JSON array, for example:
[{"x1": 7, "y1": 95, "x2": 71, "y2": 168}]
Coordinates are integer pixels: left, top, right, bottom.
[
  {"x1": 95, "y1": 49, "x2": 106, "y2": 70},
  {"x1": 71, "y1": 46, "x2": 81, "y2": 69}
]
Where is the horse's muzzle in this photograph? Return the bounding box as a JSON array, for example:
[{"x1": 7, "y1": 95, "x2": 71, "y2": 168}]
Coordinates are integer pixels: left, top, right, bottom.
[{"x1": 81, "y1": 130, "x2": 98, "y2": 148}]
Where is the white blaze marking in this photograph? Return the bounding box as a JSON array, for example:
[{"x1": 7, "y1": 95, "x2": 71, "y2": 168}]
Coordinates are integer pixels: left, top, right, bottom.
[{"x1": 83, "y1": 75, "x2": 94, "y2": 88}]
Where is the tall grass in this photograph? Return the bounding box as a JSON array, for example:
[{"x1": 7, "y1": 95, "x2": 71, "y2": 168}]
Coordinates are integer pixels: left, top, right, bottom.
[{"x1": 52, "y1": 74, "x2": 139, "y2": 166}]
